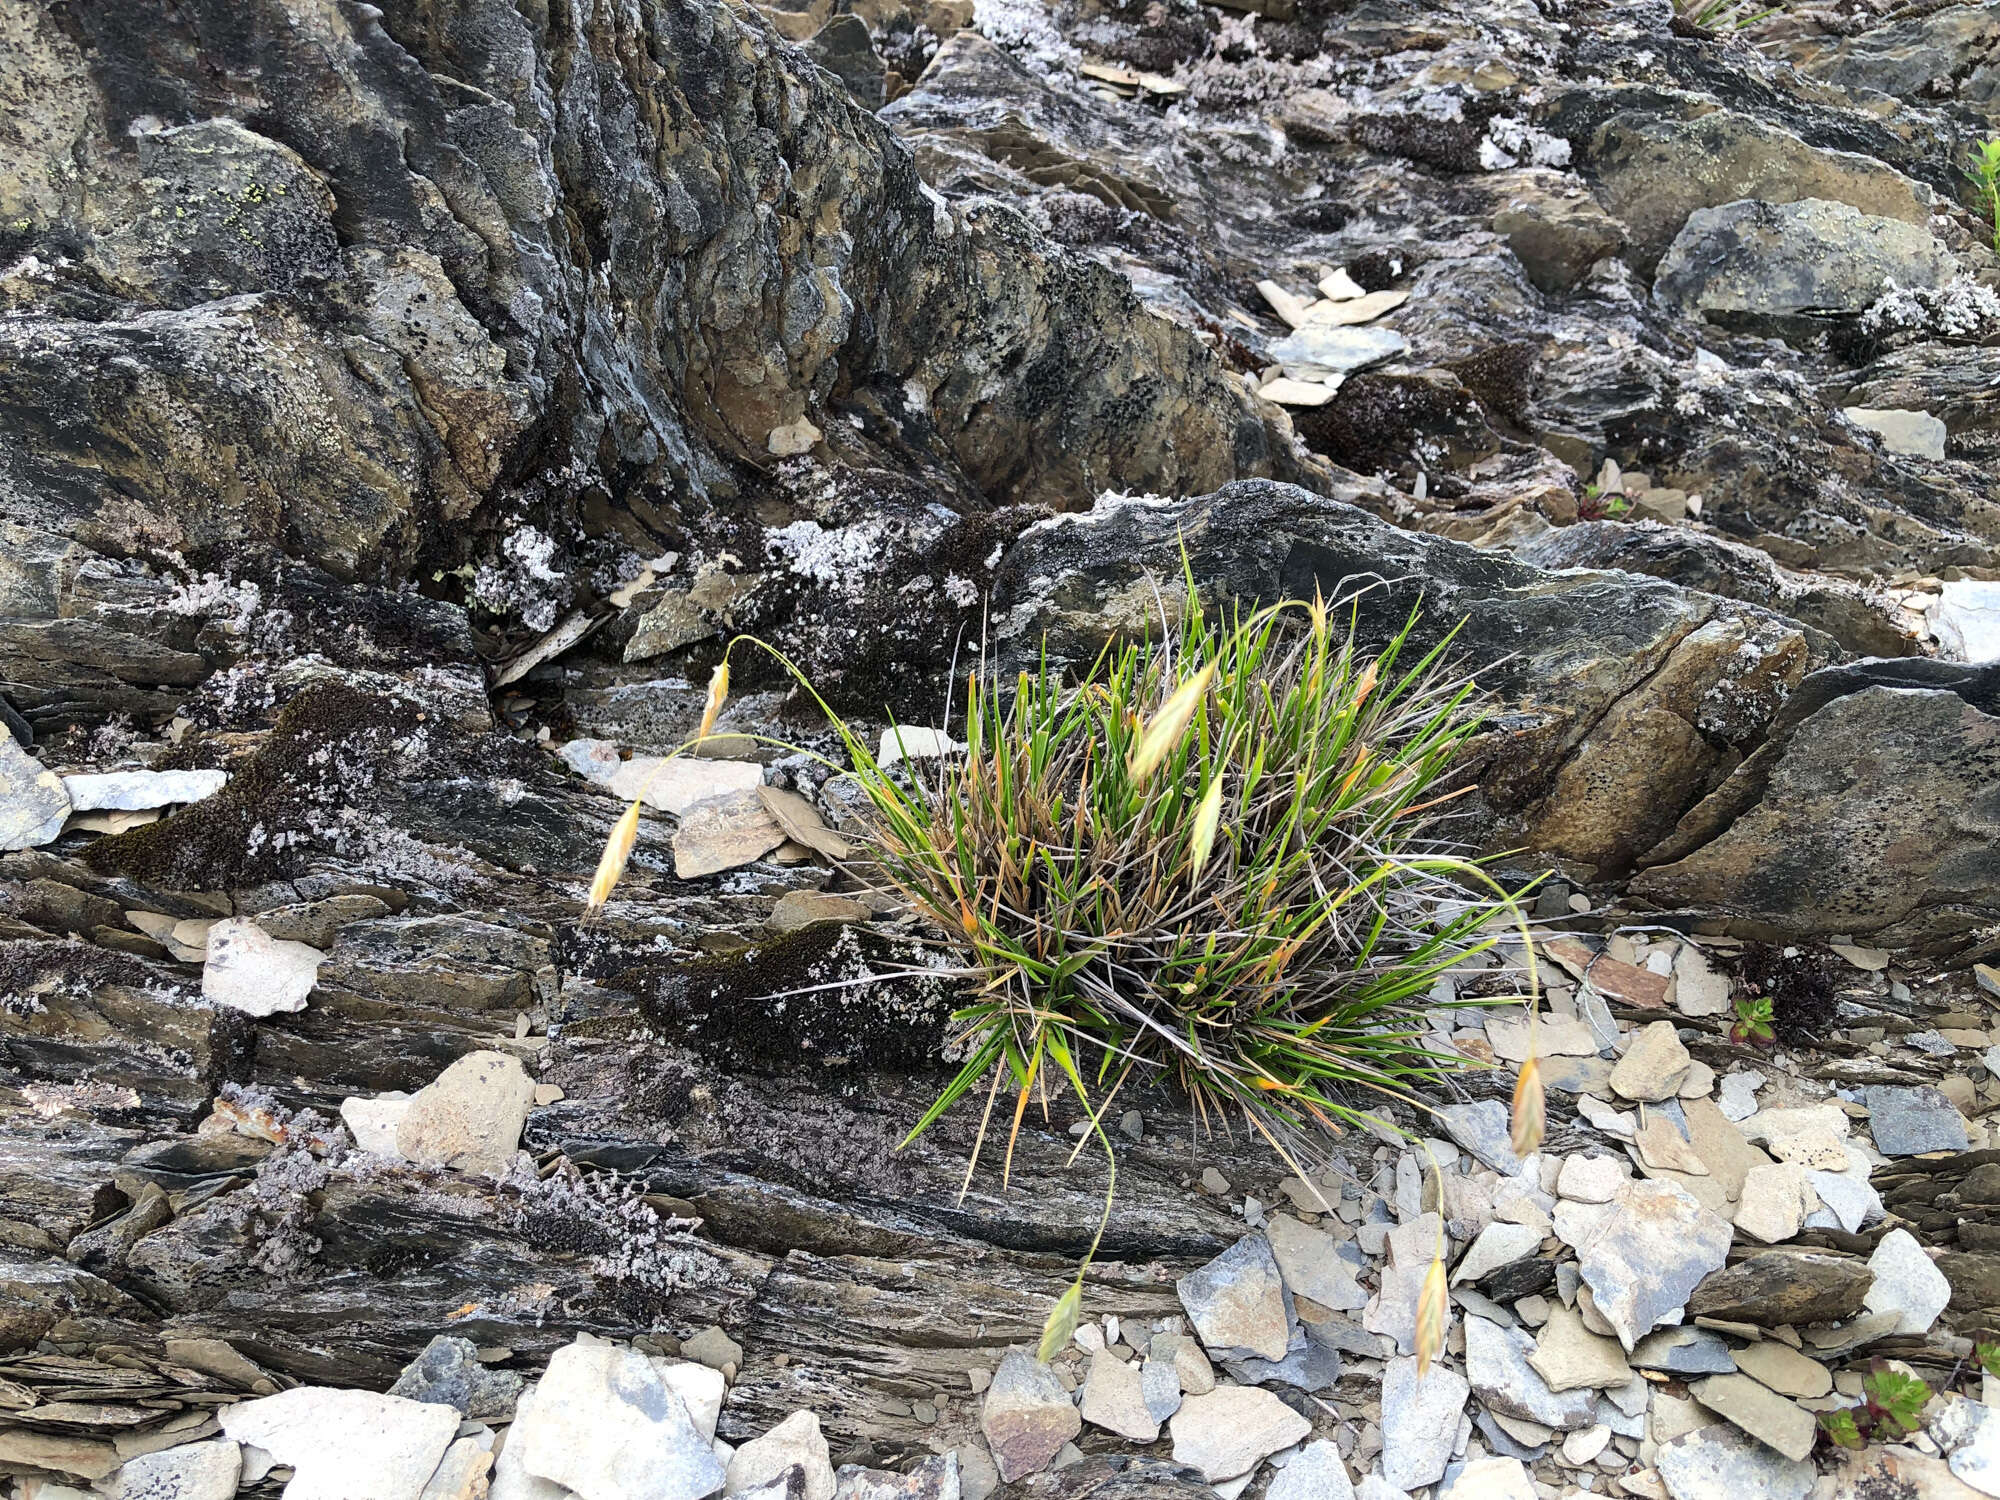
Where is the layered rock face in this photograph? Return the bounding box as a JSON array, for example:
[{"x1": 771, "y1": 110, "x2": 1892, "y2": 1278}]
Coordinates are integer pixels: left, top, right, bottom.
[
  {"x1": 0, "y1": 0, "x2": 1308, "y2": 738},
  {"x1": 3, "y1": 0, "x2": 2000, "y2": 1471},
  {"x1": 4, "y1": 0, "x2": 1999, "y2": 938}
]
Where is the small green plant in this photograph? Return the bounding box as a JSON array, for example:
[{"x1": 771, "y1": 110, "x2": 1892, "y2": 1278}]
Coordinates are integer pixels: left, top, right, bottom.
[
  {"x1": 837, "y1": 581, "x2": 1536, "y2": 1339},
  {"x1": 1967, "y1": 137, "x2": 2000, "y2": 257},
  {"x1": 1819, "y1": 1362, "x2": 1932, "y2": 1450},
  {"x1": 1730, "y1": 994, "x2": 1776, "y2": 1048},
  {"x1": 1977, "y1": 1342, "x2": 2000, "y2": 1380},
  {"x1": 1577, "y1": 484, "x2": 1632, "y2": 523}
]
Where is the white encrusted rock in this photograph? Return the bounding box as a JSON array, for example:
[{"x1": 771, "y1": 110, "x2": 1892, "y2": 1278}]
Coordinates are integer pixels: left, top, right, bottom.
[
  {"x1": 0, "y1": 724, "x2": 69, "y2": 851},
  {"x1": 725, "y1": 1411, "x2": 834, "y2": 1500},
  {"x1": 110, "y1": 1439, "x2": 242, "y2": 1500},
  {"x1": 219, "y1": 1388, "x2": 459, "y2": 1500},
  {"x1": 507, "y1": 1337, "x2": 726, "y2": 1500},
  {"x1": 63, "y1": 768, "x2": 228, "y2": 812},
  {"x1": 340, "y1": 1093, "x2": 412, "y2": 1156},
  {"x1": 202, "y1": 918, "x2": 322, "y2": 1017},
  {"x1": 1864, "y1": 1227, "x2": 1952, "y2": 1336}
]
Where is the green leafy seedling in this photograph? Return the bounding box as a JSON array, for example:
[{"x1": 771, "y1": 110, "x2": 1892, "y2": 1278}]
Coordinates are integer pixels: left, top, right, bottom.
[
  {"x1": 1862, "y1": 1365, "x2": 1931, "y2": 1437},
  {"x1": 1818, "y1": 1408, "x2": 1865, "y2": 1451},
  {"x1": 1968, "y1": 137, "x2": 2000, "y2": 257},
  {"x1": 1730, "y1": 994, "x2": 1776, "y2": 1048},
  {"x1": 1818, "y1": 1361, "x2": 1934, "y2": 1451}
]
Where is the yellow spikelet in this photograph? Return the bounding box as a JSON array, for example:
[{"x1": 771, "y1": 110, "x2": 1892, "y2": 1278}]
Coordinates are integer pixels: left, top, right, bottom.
[
  {"x1": 1128, "y1": 664, "x2": 1214, "y2": 781},
  {"x1": 1189, "y1": 777, "x2": 1224, "y2": 880},
  {"x1": 1510, "y1": 1054, "x2": 1546, "y2": 1159},
  {"x1": 585, "y1": 797, "x2": 644, "y2": 915},
  {"x1": 1037, "y1": 1279, "x2": 1083, "y2": 1364},
  {"x1": 697, "y1": 661, "x2": 730, "y2": 742},
  {"x1": 1415, "y1": 1254, "x2": 1448, "y2": 1377}
]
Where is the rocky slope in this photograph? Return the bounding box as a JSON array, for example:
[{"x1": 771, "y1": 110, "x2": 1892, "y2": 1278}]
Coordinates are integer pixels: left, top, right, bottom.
[{"x1": 4, "y1": 0, "x2": 2000, "y2": 1493}]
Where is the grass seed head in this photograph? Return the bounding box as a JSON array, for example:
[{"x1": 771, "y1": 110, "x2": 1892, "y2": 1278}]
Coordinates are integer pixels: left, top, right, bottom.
[
  {"x1": 698, "y1": 661, "x2": 730, "y2": 742},
  {"x1": 1189, "y1": 776, "x2": 1224, "y2": 879},
  {"x1": 585, "y1": 797, "x2": 644, "y2": 914},
  {"x1": 1038, "y1": 1279, "x2": 1083, "y2": 1364},
  {"x1": 1127, "y1": 663, "x2": 1214, "y2": 780},
  {"x1": 1510, "y1": 1053, "x2": 1546, "y2": 1159},
  {"x1": 1415, "y1": 1254, "x2": 1449, "y2": 1377}
]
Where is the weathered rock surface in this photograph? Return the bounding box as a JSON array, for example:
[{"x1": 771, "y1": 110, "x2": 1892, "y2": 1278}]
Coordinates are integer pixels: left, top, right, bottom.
[
  {"x1": 1379, "y1": 1357, "x2": 1468, "y2": 1492},
  {"x1": 0, "y1": 726, "x2": 69, "y2": 851},
  {"x1": 1557, "y1": 1179, "x2": 1731, "y2": 1350},
  {"x1": 1176, "y1": 1235, "x2": 1293, "y2": 1363},
  {"x1": 3, "y1": 0, "x2": 2000, "y2": 1482},
  {"x1": 1653, "y1": 1423, "x2": 1814, "y2": 1500},
  {"x1": 1656, "y1": 198, "x2": 1954, "y2": 341},
  {"x1": 727, "y1": 1410, "x2": 836, "y2": 1500},
  {"x1": 201, "y1": 918, "x2": 322, "y2": 1018},
  {"x1": 981, "y1": 1351, "x2": 1082, "y2": 1483},
  {"x1": 395, "y1": 1051, "x2": 537, "y2": 1177},
  {"x1": 508, "y1": 1339, "x2": 726, "y2": 1500},
  {"x1": 1167, "y1": 1386, "x2": 1310, "y2": 1484},
  {"x1": 1688, "y1": 1250, "x2": 1874, "y2": 1328}
]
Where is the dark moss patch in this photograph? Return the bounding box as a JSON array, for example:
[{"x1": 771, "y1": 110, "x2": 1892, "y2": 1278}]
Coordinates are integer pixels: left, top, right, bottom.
[
  {"x1": 82, "y1": 682, "x2": 420, "y2": 891},
  {"x1": 1345, "y1": 249, "x2": 1412, "y2": 293},
  {"x1": 1351, "y1": 94, "x2": 1507, "y2": 174},
  {"x1": 1731, "y1": 942, "x2": 1841, "y2": 1045},
  {"x1": 1291, "y1": 372, "x2": 1494, "y2": 476},
  {"x1": 1286, "y1": 201, "x2": 1355, "y2": 233},
  {"x1": 1088, "y1": 1, "x2": 1216, "y2": 74},
  {"x1": 559, "y1": 921, "x2": 958, "y2": 1073},
  {"x1": 1445, "y1": 342, "x2": 1542, "y2": 428},
  {"x1": 1040, "y1": 194, "x2": 1228, "y2": 302},
  {"x1": 1252, "y1": 20, "x2": 1328, "y2": 61}
]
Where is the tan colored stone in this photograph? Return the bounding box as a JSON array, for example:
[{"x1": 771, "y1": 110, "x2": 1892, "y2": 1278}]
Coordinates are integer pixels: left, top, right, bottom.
[
  {"x1": 1611, "y1": 1022, "x2": 1691, "y2": 1102},
  {"x1": 1634, "y1": 1115, "x2": 1708, "y2": 1175},
  {"x1": 1734, "y1": 1161, "x2": 1811, "y2": 1245},
  {"x1": 1731, "y1": 1342, "x2": 1830, "y2": 1399},
  {"x1": 756, "y1": 786, "x2": 854, "y2": 860},
  {"x1": 674, "y1": 789, "x2": 787, "y2": 878},
  {"x1": 1690, "y1": 1373, "x2": 1817, "y2": 1461},
  {"x1": 1528, "y1": 1304, "x2": 1631, "y2": 1392},
  {"x1": 396, "y1": 1051, "x2": 536, "y2": 1176},
  {"x1": 767, "y1": 890, "x2": 872, "y2": 934}
]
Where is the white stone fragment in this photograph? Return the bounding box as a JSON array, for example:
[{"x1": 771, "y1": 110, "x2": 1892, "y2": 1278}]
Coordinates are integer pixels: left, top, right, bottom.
[
  {"x1": 202, "y1": 919, "x2": 322, "y2": 1017},
  {"x1": 220, "y1": 1388, "x2": 459, "y2": 1500},
  {"x1": 63, "y1": 768, "x2": 228, "y2": 811},
  {"x1": 876, "y1": 727, "x2": 965, "y2": 767}
]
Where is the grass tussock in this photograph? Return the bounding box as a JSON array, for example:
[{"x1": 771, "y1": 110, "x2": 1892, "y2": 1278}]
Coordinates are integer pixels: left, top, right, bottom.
[
  {"x1": 848, "y1": 584, "x2": 1536, "y2": 1186},
  {"x1": 581, "y1": 581, "x2": 1542, "y2": 1351}
]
